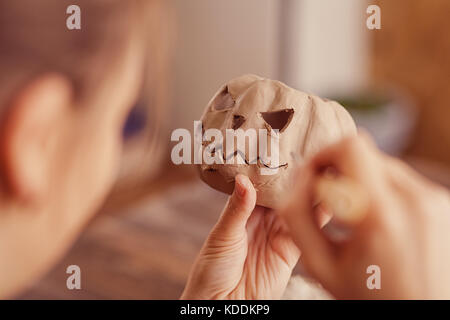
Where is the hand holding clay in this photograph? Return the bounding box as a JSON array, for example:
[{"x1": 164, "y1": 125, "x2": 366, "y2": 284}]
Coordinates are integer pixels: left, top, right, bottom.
[
  {"x1": 182, "y1": 175, "x2": 301, "y2": 299},
  {"x1": 198, "y1": 74, "x2": 356, "y2": 208},
  {"x1": 281, "y1": 134, "x2": 450, "y2": 299}
]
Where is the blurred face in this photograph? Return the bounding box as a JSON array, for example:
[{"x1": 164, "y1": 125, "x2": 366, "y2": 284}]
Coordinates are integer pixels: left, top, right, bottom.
[
  {"x1": 0, "y1": 29, "x2": 146, "y2": 296},
  {"x1": 61, "y1": 33, "x2": 145, "y2": 222}
]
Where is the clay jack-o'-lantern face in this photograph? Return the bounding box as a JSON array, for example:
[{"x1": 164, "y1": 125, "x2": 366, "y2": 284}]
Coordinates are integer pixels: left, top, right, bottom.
[{"x1": 199, "y1": 74, "x2": 356, "y2": 209}]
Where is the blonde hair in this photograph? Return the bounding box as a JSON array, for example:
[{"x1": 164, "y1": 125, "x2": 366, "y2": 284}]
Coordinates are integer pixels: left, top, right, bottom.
[{"x1": 0, "y1": 0, "x2": 173, "y2": 207}]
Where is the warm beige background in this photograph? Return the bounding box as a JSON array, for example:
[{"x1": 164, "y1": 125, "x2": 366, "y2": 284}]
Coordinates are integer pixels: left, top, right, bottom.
[
  {"x1": 279, "y1": 0, "x2": 370, "y2": 96},
  {"x1": 372, "y1": 0, "x2": 450, "y2": 167},
  {"x1": 170, "y1": 0, "x2": 280, "y2": 129},
  {"x1": 19, "y1": 0, "x2": 450, "y2": 300},
  {"x1": 169, "y1": 0, "x2": 373, "y2": 129},
  {"x1": 170, "y1": 0, "x2": 450, "y2": 168}
]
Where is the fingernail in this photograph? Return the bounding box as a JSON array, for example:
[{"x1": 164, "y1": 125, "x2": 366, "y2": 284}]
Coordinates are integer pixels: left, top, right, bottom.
[{"x1": 235, "y1": 175, "x2": 247, "y2": 198}]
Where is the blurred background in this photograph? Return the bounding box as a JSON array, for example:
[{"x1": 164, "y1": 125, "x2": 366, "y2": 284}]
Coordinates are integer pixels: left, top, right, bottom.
[{"x1": 20, "y1": 0, "x2": 450, "y2": 299}]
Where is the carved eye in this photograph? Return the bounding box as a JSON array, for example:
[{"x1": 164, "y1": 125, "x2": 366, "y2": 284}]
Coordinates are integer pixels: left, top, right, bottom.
[
  {"x1": 260, "y1": 108, "x2": 294, "y2": 132},
  {"x1": 232, "y1": 115, "x2": 245, "y2": 129},
  {"x1": 212, "y1": 86, "x2": 235, "y2": 111}
]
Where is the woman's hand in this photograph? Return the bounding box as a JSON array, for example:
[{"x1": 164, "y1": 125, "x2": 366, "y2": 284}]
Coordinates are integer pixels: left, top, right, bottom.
[
  {"x1": 181, "y1": 174, "x2": 300, "y2": 299},
  {"x1": 281, "y1": 134, "x2": 450, "y2": 299}
]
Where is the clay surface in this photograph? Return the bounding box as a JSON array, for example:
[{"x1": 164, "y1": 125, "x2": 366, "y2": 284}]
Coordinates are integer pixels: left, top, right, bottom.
[{"x1": 198, "y1": 74, "x2": 356, "y2": 208}]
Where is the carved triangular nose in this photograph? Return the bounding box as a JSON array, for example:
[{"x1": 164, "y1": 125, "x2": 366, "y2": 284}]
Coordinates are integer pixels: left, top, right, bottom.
[{"x1": 260, "y1": 109, "x2": 294, "y2": 132}]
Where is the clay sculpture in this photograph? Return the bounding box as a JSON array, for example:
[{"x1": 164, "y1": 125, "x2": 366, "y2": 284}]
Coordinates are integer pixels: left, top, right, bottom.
[{"x1": 198, "y1": 74, "x2": 356, "y2": 208}]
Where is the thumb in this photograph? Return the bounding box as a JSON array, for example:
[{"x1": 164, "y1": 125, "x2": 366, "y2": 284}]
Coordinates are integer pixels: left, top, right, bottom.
[{"x1": 213, "y1": 174, "x2": 256, "y2": 238}]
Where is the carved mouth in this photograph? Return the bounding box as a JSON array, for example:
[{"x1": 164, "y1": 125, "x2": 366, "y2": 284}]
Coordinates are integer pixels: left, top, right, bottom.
[{"x1": 204, "y1": 143, "x2": 288, "y2": 170}]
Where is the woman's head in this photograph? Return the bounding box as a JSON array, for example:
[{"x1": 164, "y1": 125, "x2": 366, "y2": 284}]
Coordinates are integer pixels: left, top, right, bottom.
[{"x1": 0, "y1": 0, "x2": 170, "y2": 296}]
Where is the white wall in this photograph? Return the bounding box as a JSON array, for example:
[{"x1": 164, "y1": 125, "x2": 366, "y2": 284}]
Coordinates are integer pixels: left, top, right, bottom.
[
  {"x1": 279, "y1": 0, "x2": 370, "y2": 97},
  {"x1": 171, "y1": 0, "x2": 280, "y2": 129},
  {"x1": 170, "y1": 0, "x2": 370, "y2": 129}
]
